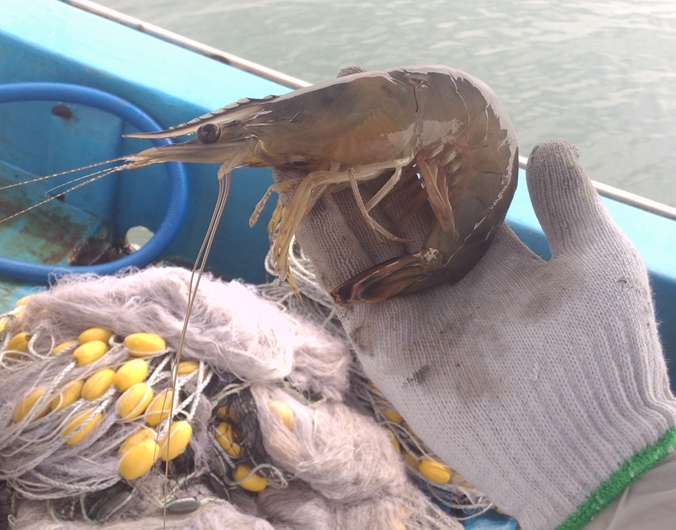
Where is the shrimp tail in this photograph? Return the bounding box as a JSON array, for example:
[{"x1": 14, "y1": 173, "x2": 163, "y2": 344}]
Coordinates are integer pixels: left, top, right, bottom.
[{"x1": 330, "y1": 250, "x2": 445, "y2": 305}]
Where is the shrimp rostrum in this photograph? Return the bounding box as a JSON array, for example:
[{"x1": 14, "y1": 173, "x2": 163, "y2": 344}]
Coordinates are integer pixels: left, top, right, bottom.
[{"x1": 119, "y1": 65, "x2": 519, "y2": 304}]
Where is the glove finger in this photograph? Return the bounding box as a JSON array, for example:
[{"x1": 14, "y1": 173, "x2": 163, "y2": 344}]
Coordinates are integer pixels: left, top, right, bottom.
[{"x1": 526, "y1": 140, "x2": 627, "y2": 259}]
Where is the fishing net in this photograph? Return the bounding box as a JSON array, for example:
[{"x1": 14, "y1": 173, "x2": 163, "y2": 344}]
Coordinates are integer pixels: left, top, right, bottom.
[
  {"x1": 258, "y1": 238, "x2": 497, "y2": 520},
  {"x1": 0, "y1": 263, "x2": 471, "y2": 529}
]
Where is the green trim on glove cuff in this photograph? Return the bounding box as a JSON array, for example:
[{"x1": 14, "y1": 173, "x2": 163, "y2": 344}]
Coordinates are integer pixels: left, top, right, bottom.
[{"x1": 557, "y1": 428, "x2": 676, "y2": 530}]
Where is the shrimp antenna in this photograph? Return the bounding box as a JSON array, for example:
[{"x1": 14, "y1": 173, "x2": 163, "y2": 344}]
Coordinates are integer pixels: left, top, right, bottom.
[
  {"x1": 0, "y1": 162, "x2": 135, "y2": 224},
  {"x1": 162, "y1": 167, "x2": 231, "y2": 527},
  {"x1": 0, "y1": 157, "x2": 128, "y2": 191},
  {"x1": 42, "y1": 163, "x2": 133, "y2": 197}
]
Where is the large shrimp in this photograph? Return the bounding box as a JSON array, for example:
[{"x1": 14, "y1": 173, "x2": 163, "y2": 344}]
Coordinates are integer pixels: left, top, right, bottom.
[
  {"x1": 116, "y1": 65, "x2": 518, "y2": 304},
  {"x1": 5, "y1": 66, "x2": 518, "y2": 305}
]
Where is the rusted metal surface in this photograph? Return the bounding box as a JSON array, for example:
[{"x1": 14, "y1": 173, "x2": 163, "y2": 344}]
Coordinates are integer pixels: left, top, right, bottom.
[{"x1": 0, "y1": 164, "x2": 105, "y2": 267}]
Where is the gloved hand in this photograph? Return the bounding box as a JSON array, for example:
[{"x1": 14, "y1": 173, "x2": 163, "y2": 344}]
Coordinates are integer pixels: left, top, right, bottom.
[{"x1": 273, "y1": 140, "x2": 676, "y2": 530}]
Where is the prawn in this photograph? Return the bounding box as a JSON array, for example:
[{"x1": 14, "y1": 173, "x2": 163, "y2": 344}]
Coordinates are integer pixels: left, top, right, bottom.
[
  {"x1": 2, "y1": 65, "x2": 518, "y2": 305},
  {"x1": 111, "y1": 65, "x2": 517, "y2": 304}
]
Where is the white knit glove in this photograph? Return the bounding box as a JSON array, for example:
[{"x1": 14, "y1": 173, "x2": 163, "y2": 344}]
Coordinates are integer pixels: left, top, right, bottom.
[{"x1": 273, "y1": 140, "x2": 676, "y2": 530}]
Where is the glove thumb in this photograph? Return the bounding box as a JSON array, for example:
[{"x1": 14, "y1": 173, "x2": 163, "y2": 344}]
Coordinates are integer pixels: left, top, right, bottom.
[{"x1": 526, "y1": 140, "x2": 625, "y2": 259}]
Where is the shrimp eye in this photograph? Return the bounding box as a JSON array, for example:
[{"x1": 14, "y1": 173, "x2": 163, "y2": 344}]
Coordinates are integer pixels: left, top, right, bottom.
[{"x1": 197, "y1": 123, "x2": 221, "y2": 144}]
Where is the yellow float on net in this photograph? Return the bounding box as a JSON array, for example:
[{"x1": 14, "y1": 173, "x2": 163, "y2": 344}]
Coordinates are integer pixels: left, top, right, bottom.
[
  {"x1": 6, "y1": 331, "x2": 30, "y2": 353},
  {"x1": 216, "y1": 405, "x2": 238, "y2": 422},
  {"x1": 118, "y1": 439, "x2": 161, "y2": 480},
  {"x1": 233, "y1": 464, "x2": 267, "y2": 492},
  {"x1": 268, "y1": 400, "x2": 294, "y2": 429},
  {"x1": 72, "y1": 340, "x2": 108, "y2": 366},
  {"x1": 82, "y1": 368, "x2": 116, "y2": 401},
  {"x1": 116, "y1": 382, "x2": 154, "y2": 421},
  {"x1": 158, "y1": 420, "x2": 192, "y2": 461},
  {"x1": 113, "y1": 359, "x2": 149, "y2": 392},
  {"x1": 145, "y1": 389, "x2": 174, "y2": 427},
  {"x1": 62, "y1": 409, "x2": 103, "y2": 445},
  {"x1": 382, "y1": 409, "x2": 404, "y2": 424},
  {"x1": 14, "y1": 388, "x2": 48, "y2": 422},
  {"x1": 176, "y1": 360, "x2": 200, "y2": 375},
  {"x1": 14, "y1": 294, "x2": 33, "y2": 308},
  {"x1": 52, "y1": 340, "x2": 78, "y2": 356},
  {"x1": 78, "y1": 327, "x2": 114, "y2": 344},
  {"x1": 124, "y1": 333, "x2": 166, "y2": 357},
  {"x1": 214, "y1": 422, "x2": 242, "y2": 457},
  {"x1": 418, "y1": 458, "x2": 451, "y2": 484},
  {"x1": 50, "y1": 380, "x2": 84, "y2": 412},
  {"x1": 118, "y1": 427, "x2": 157, "y2": 456}
]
